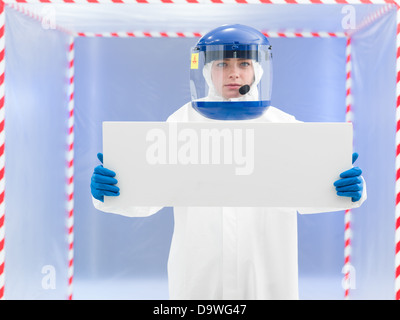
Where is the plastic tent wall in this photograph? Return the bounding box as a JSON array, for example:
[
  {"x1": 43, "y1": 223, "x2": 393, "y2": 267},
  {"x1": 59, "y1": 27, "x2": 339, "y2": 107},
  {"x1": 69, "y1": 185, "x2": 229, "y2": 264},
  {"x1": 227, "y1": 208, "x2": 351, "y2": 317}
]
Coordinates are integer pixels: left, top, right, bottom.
[{"x1": 0, "y1": 1, "x2": 399, "y2": 300}]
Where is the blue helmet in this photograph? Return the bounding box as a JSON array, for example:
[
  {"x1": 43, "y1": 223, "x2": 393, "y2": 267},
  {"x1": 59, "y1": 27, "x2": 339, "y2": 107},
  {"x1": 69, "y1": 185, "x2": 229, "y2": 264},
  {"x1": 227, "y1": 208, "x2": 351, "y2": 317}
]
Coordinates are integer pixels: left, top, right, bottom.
[
  {"x1": 190, "y1": 24, "x2": 273, "y2": 120},
  {"x1": 195, "y1": 24, "x2": 271, "y2": 63}
]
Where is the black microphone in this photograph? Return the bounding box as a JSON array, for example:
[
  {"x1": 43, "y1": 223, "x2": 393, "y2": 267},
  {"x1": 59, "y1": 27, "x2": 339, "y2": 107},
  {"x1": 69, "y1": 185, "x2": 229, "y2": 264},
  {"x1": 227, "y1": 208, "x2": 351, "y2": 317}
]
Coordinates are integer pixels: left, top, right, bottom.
[{"x1": 239, "y1": 85, "x2": 250, "y2": 95}]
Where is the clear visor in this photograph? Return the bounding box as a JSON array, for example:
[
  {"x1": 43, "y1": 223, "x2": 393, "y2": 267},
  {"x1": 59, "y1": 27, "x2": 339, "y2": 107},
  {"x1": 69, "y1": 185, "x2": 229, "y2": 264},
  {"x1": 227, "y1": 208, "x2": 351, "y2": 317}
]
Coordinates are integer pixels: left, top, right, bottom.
[{"x1": 189, "y1": 44, "x2": 272, "y2": 120}]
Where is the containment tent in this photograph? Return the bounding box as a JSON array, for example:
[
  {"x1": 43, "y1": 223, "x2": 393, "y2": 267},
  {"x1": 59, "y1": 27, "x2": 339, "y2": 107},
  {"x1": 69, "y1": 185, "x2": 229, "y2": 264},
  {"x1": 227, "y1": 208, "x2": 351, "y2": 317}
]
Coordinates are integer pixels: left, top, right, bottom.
[{"x1": 0, "y1": 0, "x2": 398, "y2": 300}]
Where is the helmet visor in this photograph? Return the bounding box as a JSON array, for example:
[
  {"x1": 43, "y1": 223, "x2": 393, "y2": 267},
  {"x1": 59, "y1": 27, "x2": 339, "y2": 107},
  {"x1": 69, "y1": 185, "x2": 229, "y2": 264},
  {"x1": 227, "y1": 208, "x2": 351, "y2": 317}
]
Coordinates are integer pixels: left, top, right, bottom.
[{"x1": 190, "y1": 44, "x2": 272, "y2": 120}]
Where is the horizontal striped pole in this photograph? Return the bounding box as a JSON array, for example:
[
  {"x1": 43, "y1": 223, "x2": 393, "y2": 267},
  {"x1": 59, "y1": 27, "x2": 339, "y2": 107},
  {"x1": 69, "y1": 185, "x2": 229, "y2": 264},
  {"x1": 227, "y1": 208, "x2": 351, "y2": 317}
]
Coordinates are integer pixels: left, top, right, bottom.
[
  {"x1": 1, "y1": 0, "x2": 399, "y2": 4},
  {"x1": 74, "y1": 30, "x2": 347, "y2": 38}
]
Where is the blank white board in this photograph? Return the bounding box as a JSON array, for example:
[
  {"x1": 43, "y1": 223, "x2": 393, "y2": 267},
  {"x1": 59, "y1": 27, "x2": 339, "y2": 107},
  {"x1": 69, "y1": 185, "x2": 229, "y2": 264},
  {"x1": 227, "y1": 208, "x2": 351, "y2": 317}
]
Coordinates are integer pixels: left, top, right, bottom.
[{"x1": 103, "y1": 121, "x2": 353, "y2": 208}]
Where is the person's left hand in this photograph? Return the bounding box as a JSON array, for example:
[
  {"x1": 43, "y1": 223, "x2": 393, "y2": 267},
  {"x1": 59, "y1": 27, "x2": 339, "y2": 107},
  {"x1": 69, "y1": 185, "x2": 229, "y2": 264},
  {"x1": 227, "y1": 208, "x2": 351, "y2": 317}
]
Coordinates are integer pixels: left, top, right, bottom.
[{"x1": 333, "y1": 152, "x2": 363, "y2": 202}]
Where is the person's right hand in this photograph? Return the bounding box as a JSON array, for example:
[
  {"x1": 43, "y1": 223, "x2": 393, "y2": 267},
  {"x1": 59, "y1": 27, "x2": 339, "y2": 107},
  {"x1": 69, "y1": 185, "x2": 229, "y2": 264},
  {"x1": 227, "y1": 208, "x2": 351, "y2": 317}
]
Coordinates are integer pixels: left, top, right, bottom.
[{"x1": 90, "y1": 153, "x2": 120, "y2": 202}]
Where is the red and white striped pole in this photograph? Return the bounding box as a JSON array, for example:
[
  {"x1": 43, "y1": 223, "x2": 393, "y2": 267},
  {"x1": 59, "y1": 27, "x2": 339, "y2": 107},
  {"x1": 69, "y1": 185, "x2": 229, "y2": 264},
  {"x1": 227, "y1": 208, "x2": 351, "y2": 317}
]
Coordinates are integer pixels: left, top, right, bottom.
[
  {"x1": 74, "y1": 31, "x2": 204, "y2": 38},
  {"x1": 1, "y1": 0, "x2": 398, "y2": 4},
  {"x1": 66, "y1": 36, "x2": 75, "y2": 301},
  {"x1": 0, "y1": 0, "x2": 5, "y2": 301},
  {"x1": 73, "y1": 30, "x2": 347, "y2": 38},
  {"x1": 343, "y1": 36, "x2": 353, "y2": 300},
  {"x1": 395, "y1": 5, "x2": 400, "y2": 301},
  {"x1": 262, "y1": 31, "x2": 346, "y2": 38}
]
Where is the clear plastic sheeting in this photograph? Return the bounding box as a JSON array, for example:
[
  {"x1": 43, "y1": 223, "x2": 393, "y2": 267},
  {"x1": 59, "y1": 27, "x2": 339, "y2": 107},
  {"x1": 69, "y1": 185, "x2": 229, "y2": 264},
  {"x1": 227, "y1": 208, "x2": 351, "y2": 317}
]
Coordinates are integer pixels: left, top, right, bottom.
[
  {"x1": 2, "y1": 3, "x2": 398, "y2": 299},
  {"x1": 4, "y1": 8, "x2": 70, "y2": 299},
  {"x1": 7, "y1": 3, "x2": 386, "y2": 34},
  {"x1": 349, "y1": 11, "x2": 397, "y2": 300}
]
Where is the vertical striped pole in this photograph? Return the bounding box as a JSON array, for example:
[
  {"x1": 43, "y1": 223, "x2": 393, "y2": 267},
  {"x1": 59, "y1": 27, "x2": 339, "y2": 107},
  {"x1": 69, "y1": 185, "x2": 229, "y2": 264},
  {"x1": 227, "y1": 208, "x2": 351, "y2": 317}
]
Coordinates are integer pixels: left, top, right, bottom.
[
  {"x1": 0, "y1": 0, "x2": 5, "y2": 301},
  {"x1": 344, "y1": 36, "x2": 353, "y2": 300},
  {"x1": 395, "y1": 6, "x2": 400, "y2": 301},
  {"x1": 66, "y1": 36, "x2": 75, "y2": 301}
]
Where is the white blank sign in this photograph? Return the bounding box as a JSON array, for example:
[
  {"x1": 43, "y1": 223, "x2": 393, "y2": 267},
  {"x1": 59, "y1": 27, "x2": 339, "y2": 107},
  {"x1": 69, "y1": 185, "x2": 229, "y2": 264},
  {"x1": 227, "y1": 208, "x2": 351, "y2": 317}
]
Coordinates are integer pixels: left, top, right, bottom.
[{"x1": 103, "y1": 121, "x2": 353, "y2": 208}]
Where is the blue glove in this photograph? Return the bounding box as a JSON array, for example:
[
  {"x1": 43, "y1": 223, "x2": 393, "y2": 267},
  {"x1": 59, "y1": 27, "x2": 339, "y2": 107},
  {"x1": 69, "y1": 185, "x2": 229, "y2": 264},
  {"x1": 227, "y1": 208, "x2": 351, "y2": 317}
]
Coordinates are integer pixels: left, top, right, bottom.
[
  {"x1": 333, "y1": 152, "x2": 363, "y2": 202},
  {"x1": 90, "y1": 153, "x2": 120, "y2": 202}
]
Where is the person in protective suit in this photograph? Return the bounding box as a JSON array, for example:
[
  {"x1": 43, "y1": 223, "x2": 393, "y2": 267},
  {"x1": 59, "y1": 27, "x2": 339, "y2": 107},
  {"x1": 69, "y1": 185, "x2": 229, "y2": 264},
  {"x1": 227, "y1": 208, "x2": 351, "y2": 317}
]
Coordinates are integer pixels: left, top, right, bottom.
[{"x1": 90, "y1": 24, "x2": 366, "y2": 300}]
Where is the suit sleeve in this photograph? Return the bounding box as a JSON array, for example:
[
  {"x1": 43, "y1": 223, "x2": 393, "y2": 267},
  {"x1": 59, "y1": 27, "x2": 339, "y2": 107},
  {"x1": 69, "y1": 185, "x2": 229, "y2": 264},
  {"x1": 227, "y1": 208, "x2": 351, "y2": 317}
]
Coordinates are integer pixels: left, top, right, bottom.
[
  {"x1": 297, "y1": 177, "x2": 367, "y2": 214},
  {"x1": 92, "y1": 196, "x2": 163, "y2": 217}
]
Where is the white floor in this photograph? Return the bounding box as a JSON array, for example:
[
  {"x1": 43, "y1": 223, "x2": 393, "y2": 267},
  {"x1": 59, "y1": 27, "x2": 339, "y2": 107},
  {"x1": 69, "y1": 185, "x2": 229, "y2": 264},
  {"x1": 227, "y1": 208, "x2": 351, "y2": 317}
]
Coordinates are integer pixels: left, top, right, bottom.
[
  {"x1": 72, "y1": 275, "x2": 345, "y2": 300},
  {"x1": 73, "y1": 277, "x2": 170, "y2": 300},
  {"x1": 298, "y1": 275, "x2": 345, "y2": 300}
]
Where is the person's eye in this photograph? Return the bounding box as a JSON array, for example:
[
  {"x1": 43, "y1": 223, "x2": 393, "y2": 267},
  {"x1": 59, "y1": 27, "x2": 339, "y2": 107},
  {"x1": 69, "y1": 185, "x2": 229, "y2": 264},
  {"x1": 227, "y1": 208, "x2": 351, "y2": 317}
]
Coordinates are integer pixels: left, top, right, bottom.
[
  {"x1": 216, "y1": 62, "x2": 227, "y2": 67},
  {"x1": 240, "y1": 62, "x2": 250, "y2": 67}
]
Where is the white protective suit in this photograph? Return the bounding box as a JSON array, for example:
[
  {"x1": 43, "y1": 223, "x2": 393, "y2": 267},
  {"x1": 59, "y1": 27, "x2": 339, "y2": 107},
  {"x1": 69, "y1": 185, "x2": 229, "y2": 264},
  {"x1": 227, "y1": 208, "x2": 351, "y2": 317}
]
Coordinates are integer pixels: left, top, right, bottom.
[{"x1": 93, "y1": 102, "x2": 367, "y2": 300}]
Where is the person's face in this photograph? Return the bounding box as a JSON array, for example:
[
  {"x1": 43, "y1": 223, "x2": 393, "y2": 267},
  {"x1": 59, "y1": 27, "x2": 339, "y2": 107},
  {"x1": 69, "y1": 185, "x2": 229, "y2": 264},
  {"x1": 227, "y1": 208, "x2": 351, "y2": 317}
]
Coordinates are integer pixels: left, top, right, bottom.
[{"x1": 211, "y1": 58, "x2": 255, "y2": 99}]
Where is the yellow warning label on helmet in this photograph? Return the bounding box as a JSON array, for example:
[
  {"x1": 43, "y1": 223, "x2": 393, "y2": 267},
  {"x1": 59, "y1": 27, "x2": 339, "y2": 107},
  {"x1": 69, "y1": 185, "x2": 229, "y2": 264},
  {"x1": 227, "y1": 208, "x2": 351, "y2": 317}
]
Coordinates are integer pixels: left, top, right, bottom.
[{"x1": 191, "y1": 53, "x2": 199, "y2": 69}]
